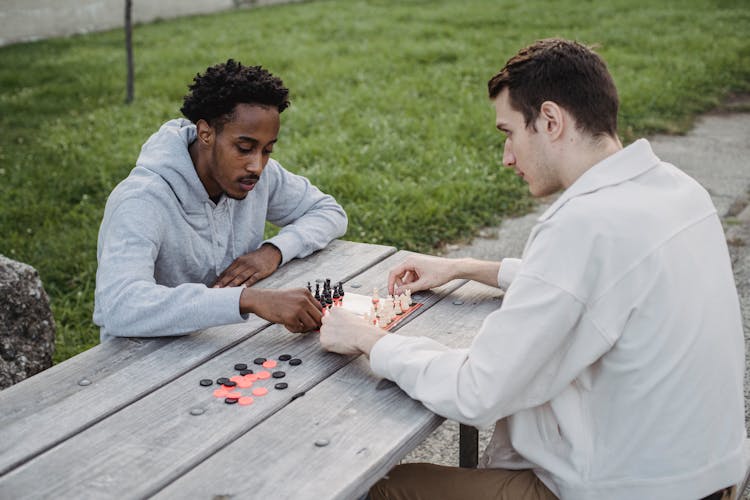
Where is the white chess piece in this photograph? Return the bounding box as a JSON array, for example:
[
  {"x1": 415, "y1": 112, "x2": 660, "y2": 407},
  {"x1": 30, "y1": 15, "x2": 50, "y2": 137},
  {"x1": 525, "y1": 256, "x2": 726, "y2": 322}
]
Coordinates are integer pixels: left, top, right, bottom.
[{"x1": 399, "y1": 292, "x2": 409, "y2": 311}]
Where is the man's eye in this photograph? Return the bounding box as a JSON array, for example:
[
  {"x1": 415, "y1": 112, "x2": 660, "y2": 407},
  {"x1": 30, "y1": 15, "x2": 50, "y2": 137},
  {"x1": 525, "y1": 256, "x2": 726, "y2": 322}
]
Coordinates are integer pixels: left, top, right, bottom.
[
  {"x1": 238, "y1": 146, "x2": 252, "y2": 153},
  {"x1": 263, "y1": 149, "x2": 273, "y2": 155}
]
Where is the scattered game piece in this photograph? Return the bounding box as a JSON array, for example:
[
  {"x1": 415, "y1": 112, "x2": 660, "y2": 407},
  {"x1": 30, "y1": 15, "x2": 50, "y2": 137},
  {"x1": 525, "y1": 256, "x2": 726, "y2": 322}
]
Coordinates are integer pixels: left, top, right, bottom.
[
  {"x1": 202, "y1": 351, "x2": 312, "y2": 409},
  {"x1": 78, "y1": 379, "x2": 91, "y2": 387},
  {"x1": 189, "y1": 408, "x2": 205, "y2": 416},
  {"x1": 214, "y1": 388, "x2": 230, "y2": 398},
  {"x1": 314, "y1": 438, "x2": 330, "y2": 447},
  {"x1": 237, "y1": 378, "x2": 253, "y2": 389}
]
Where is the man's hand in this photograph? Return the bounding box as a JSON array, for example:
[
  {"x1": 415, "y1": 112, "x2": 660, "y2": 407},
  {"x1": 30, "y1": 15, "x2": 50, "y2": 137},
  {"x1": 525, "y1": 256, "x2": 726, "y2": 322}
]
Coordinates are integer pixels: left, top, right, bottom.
[
  {"x1": 241, "y1": 287, "x2": 322, "y2": 333},
  {"x1": 319, "y1": 308, "x2": 385, "y2": 356},
  {"x1": 214, "y1": 244, "x2": 282, "y2": 288},
  {"x1": 388, "y1": 254, "x2": 460, "y2": 296}
]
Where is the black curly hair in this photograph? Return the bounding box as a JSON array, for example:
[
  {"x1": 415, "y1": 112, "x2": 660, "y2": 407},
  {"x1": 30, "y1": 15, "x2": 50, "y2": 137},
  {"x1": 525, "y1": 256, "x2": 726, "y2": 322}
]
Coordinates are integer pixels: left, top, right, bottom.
[{"x1": 180, "y1": 59, "x2": 290, "y2": 131}]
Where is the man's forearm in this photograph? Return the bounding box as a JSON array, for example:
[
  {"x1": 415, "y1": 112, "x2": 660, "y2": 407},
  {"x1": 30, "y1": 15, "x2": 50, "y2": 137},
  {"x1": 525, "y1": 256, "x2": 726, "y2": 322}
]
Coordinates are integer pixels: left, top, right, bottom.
[{"x1": 454, "y1": 258, "x2": 502, "y2": 287}]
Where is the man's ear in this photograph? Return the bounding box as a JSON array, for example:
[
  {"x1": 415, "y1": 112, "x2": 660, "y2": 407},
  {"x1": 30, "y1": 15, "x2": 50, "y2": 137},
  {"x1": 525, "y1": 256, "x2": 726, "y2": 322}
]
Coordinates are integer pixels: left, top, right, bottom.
[
  {"x1": 539, "y1": 101, "x2": 564, "y2": 141},
  {"x1": 195, "y1": 119, "x2": 214, "y2": 146}
]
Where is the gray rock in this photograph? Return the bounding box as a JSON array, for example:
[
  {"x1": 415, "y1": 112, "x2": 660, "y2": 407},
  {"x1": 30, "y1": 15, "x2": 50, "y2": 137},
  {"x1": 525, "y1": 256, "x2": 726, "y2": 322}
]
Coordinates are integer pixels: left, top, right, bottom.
[{"x1": 0, "y1": 254, "x2": 56, "y2": 390}]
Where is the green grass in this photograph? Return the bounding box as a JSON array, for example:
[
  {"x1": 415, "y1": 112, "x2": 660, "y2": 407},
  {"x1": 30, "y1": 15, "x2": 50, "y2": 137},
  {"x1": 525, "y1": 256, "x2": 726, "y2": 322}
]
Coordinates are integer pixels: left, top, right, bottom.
[{"x1": 1, "y1": 0, "x2": 749, "y2": 362}]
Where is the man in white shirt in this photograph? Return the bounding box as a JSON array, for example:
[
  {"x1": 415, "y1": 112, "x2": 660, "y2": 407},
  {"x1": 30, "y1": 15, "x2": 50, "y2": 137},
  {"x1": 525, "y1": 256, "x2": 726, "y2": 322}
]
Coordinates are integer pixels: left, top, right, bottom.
[{"x1": 319, "y1": 39, "x2": 745, "y2": 500}]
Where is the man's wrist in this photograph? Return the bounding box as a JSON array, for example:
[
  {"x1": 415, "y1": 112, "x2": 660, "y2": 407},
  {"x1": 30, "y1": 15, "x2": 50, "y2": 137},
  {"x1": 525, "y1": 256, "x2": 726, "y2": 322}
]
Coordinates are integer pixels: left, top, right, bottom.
[
  {"x1": 458, "y1": 258, "x2": 503, "y2": 287},
  {"x1": 357, "y1": 327, "x2": 387, "y2": 357},
  {"x1": 260, "y1": 243, "x2": 283, "y2": 269},
  {"x1": 240, "y1": 287, "x2": 261, "y2": 315}
]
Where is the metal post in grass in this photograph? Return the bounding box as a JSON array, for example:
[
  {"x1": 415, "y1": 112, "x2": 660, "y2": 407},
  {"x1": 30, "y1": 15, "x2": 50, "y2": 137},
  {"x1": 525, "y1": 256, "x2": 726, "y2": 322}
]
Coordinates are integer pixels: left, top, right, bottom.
[{"x1": 125, "y1": 0, "x2": 134, "y2": 104}]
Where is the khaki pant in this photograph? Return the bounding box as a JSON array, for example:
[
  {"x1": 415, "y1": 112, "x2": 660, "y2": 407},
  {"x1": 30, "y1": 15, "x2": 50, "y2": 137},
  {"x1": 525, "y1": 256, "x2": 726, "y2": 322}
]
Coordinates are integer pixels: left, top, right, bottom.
[
  {"x1": 368, "y1": 463, "x2": 557, "y2": 500},
  {"x1": 368, "y1": 463, "x2": 738, "y2": 500}
]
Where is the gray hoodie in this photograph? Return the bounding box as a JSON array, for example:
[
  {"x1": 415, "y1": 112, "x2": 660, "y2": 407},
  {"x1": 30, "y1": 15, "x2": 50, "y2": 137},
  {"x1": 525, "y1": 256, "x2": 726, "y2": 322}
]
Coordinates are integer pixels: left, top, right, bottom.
[{"x1": 94, "y1": 118, "x2": 347, "y2": 340}]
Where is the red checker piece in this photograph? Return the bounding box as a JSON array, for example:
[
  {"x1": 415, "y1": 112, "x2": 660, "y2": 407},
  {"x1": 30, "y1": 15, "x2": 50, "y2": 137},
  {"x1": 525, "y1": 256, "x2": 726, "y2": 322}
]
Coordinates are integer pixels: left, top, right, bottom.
[
  {"x1": 256, "y1": 371, "x2": 271, "y2": 380},
  {"x1": 229, "y1": 375, "x2": 244, "y2": 383},
  {"x1": 237, "y1": 378, "x2": 253, "y2": 389},
  {"x1": 244, "y1": 373, "x2": 259, "y2": 382},
  {"x1": 262, "y1": 360, "x2": 277, "y2": 369},
  {"x1": 214, "y1": 388, "x2": 231, "y2": 398},
  {"x1": 252, "y1": 387, "x2": 268, "y2": 397},
  {"x1": 238, "y1": 396, "x2": 254, "y2": 406},
  {"x1": 225, "y1": 391, "x2": 243, "y2": 399}
]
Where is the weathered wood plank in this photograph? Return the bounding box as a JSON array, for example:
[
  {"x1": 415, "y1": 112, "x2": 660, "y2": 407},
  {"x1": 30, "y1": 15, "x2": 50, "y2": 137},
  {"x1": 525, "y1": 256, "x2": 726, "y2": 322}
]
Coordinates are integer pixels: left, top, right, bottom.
[
  {"x1": 0, "y1": 250, "x2": 460, "y2": 498},
  {"x1": 154, "y1": 280, "x2": 503, "y2": 500},
  {"x1": 0, "y1": 240, "x2": 394, "y2": 476}
]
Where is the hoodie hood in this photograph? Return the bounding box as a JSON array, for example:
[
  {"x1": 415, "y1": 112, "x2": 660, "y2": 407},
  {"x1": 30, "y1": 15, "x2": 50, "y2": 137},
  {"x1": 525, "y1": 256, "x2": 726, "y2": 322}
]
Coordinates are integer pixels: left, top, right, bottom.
[{"x1": 136, "y1": 118, "x2": 210, "y2": 211}]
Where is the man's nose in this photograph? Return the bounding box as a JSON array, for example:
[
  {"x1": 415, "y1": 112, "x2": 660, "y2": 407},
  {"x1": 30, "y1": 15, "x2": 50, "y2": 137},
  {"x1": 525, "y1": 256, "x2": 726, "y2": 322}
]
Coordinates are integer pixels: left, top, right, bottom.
[
  {"x1": 245, "y1": 152, "x2": 264, "y2": 174},
  {"x1": 503, "y1": 143, "x2": 515, "y2": 167}
]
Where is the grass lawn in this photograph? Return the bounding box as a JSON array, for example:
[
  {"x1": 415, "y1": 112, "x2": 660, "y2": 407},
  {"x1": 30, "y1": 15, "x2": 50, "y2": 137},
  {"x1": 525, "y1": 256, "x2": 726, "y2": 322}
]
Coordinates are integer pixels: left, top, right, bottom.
[{"x1": 1, "y1": 0, "x2": 749, "y2": 362}]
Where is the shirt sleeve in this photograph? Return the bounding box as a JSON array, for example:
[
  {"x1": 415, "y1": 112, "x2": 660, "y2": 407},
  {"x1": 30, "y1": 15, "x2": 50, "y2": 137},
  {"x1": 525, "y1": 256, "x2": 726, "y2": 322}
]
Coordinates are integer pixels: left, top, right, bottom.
[
  {"x1": 498, "y1": 258, "x2": 522, "y2": 289},
  {"x1": 262, "y1": 161, "x2": 348, "y2": 265},
  {"x1": 94, "y1": 198, "x2": 246, "y2": 338},
  {"x1": 369, "y1": 273, "x2": 613, "y2": 428}
]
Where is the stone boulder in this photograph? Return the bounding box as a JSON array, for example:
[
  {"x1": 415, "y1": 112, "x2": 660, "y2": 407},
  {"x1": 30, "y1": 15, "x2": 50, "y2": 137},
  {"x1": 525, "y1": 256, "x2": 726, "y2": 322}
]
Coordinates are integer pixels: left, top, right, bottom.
[{"x1": 0, "y1": 254, "x2": 56, "y2": 389}]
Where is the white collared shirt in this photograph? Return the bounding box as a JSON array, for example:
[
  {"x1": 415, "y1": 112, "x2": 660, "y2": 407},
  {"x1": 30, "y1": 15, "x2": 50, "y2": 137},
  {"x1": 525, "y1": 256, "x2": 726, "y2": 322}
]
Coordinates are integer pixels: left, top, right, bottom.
[{"x1": 371, "y1": 139, "x2": 746, "y2": 499}]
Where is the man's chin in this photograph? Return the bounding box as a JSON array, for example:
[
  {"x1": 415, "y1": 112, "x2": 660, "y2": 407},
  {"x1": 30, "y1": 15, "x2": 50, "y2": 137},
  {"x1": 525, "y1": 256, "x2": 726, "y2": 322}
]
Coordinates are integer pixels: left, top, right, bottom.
[{"x1": 225, "y1": 191, "x2": 249, "y2": 201}]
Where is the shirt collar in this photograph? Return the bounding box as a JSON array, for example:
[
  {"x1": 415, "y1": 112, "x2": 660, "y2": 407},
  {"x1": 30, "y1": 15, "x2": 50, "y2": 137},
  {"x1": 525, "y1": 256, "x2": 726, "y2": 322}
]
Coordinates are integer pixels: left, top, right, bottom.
[{"x1": 538, "y1": 138, "x2": 661, "y2": 222}]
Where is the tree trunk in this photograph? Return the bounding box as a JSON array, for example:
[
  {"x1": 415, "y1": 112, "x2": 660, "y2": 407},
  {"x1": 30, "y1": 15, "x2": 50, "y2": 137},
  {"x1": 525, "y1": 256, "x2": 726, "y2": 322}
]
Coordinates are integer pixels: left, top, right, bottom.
[{"x1": 125, "y1": 0, "x2": 134, "y2": 104}]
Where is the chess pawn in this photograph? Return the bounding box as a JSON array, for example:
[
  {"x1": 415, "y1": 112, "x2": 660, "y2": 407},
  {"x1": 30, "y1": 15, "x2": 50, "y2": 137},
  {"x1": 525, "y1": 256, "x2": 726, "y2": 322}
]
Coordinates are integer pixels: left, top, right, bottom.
[
  {"x1": 394, "y1": 299, "x2": 403, "y2": 315},
  {"x1": 405, "y1": 289, "x2": 412, "y2": 305},
  {"x1": 384, "y1": 296, "x2": 395, "y2": 322},
  {"x1": 378, "y1": 313, "x2": 389, "y2": 328}
]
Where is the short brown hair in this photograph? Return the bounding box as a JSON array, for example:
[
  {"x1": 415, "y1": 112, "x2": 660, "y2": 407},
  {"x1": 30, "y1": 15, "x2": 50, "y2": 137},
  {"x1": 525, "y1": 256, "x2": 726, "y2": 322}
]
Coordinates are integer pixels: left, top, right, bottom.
[{"x1": 488, "y1": 39, "x2": 618, "y2": 138}]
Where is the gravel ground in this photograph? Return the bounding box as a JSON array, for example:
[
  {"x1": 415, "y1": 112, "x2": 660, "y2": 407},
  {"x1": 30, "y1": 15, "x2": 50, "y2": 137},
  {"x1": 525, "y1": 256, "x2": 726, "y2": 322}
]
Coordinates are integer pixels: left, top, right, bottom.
[{"x1": 401, "y1": 105, "x2": 750, "y2": 497}]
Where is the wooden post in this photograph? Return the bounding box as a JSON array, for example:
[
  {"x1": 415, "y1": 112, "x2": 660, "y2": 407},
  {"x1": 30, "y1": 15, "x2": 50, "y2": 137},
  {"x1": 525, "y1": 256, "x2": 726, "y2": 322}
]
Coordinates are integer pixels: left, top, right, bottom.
[{"x1": 124, "y1": 0, "x2": 134, "y2": 104}]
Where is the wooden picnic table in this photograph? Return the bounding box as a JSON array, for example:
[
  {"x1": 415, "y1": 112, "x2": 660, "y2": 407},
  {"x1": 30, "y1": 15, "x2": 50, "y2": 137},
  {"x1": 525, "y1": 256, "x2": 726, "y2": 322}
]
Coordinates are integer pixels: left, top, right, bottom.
[{"x1": 0, "y1": 239, "x2": 504, "y2": 499}]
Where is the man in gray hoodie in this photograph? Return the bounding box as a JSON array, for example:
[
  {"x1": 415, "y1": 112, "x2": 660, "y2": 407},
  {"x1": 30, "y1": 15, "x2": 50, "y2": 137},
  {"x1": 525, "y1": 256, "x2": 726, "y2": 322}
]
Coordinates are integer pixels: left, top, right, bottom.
[{"x1": 94, "y1": 60, "x2": 348, "y2": 341}]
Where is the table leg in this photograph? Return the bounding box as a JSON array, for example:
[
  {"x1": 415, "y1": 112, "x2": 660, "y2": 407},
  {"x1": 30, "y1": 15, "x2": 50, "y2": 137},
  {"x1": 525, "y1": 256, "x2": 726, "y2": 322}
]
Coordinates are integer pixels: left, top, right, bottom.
[{"x1": 459, "y1": 424, "x2": 479, "y2": 468}]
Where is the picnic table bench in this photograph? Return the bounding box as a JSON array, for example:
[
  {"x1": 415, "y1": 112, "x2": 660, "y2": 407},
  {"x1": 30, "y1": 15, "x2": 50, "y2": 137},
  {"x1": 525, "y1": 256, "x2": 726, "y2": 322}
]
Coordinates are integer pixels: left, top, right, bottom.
[{"x1": 0, "y1": 239, "x2": 501, "y2": 499}]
